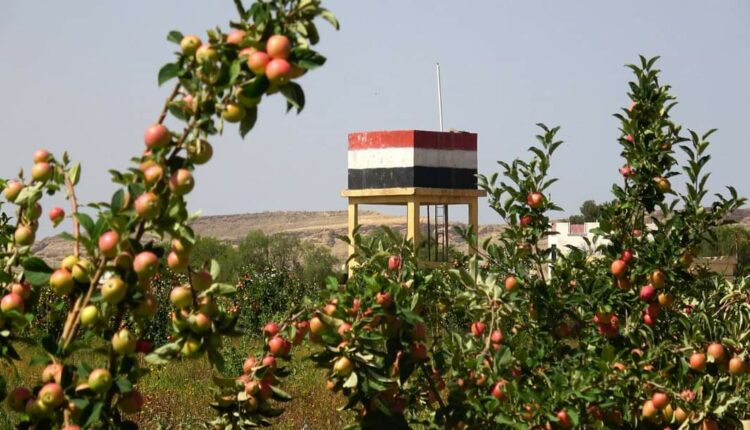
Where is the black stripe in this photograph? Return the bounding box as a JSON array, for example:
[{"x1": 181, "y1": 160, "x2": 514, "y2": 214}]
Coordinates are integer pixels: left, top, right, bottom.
[{"x1": 348, "y1": 167, "x2": 478, "y2": 189}]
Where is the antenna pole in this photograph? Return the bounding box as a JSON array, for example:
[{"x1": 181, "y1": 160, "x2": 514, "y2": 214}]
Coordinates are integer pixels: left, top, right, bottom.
[{"x1": 436, "y1": 63, "x2": 444, "y2": 132}]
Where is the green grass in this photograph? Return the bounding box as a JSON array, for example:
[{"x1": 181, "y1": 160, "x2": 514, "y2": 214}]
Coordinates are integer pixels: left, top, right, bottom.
[{"x1": 1, "y1": 340, "x2": 349, "y2": 430}]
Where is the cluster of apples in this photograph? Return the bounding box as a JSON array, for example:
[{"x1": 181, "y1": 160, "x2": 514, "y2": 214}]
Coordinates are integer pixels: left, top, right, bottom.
[
  {"x1": 639, "y1": 389, "x2": 721, "y2": 428},
  {"x1": 689, "y1": 342, "x2": 747, "y2": 376},
  {"x1": 6, "y1": 361, "x2": 144, "y2": 425},
  {"x1": 610, "y1": 251, "x2": 674, "y2": 327},
  {"x1": 0, "y1": 281, "x2": 32, "y2": 333}
]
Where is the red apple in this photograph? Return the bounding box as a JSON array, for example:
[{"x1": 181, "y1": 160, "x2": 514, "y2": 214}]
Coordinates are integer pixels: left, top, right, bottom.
[
  {"x1": 31, "y1": 162, "x2": 53, "y2": 182},
  {"x1": 117, "y1": 390, "x2": 144, "y2": 414},
  {"x1": 266, "y1": 34, "x2": 291, "y2": 59},
  {"x1": 50, "y1": 268, "x2": 75, "y2": 296},
  {"x1": 470, "y1": 321, "x2": 486, "y2": 337},
  {"x1": 375, "y1": 292, "x2": 393, "y2": 308},
  {"x1": 557, "y1": 409, "x2": 572, "y2": 428},
  {"x1": 192, "y1": 270, "x2": 212, "y2": 292},
  {"x1": 651, "y1": 392, "x2": 669, "y2": 410},
  {"x1": 1, "y1": 293, "x2": 25, "y2": 313},
  {"x1": 621, "y1": 250, "x2": 634, "y2": 264},
  {"x1": 265, "y1": 58, "x2": 291, "y2": 84},
  {"x1": 7, "y1": 387, "x2": 32, "y2": 412},
  {"x1": 610, "y1": 259, "x2": 627, "y2": 278},
  {"x1": 133, "y1": 251, "x2": 159, "y2": 279},
  {"x1": 170, "y1": 286, "x2": 193, "y2": 308},
  {"x1": 226, "y1": 29, "x2": 246, "y2": 45},
  {"x1": 639, "y1": 284, "x2": 656, "y2": 302},
  {"x1": 707, "y1": 343, "x2": 725, "y2": 362},
  {"x1": 504, "y1": 275, "x2": 518, "y2": 292},
  {"x1": 38, "y1": 383, "x2": 64, "y2": 408},
  {"x1": 168, "y1": 169, "x2": 195, "y2": 195},
  {"x1": 48, "y1": 207, "x2": 65, "y2": 225},
  {"x1": 3, "y1": 180, "x2": 23, "y2": 202},
  {"x1": 263, "y1": 322, "x2": 280, "y2": 337},
  {"x1": 247, "y1": 51, "x2": 270, "y2": 75},
  {"x1": 268, "y1": 336, "x2": 287, "y2": 356},
  {"x1": 144, "y1": 124, "x2": 171, "y2": 149},
  {"x1": 9, "y1": 282, "x2": 31, "y2": 300},
  {"x1": 388, "y1": 255, "x2": 402, "y2": 270},
  {"x1": 689, "y1": 352, "x2": 707, "y2": 372},
  {"x1": 134, "y1": 192, "x2": 161, "y2": 219},
  {"x1": 526, "y1": 192, "x2": 544, "y2": 209},
  {"x1": 98, "y1": 230, "x2": 120, "y2": 258},
  {"x1": 33, "y1": 149, "x2": 50, "y2": 163}
]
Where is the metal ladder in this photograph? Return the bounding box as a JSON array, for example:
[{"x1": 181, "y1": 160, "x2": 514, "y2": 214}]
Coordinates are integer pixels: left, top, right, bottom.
[{"x1": 426, "y1": 205, "x2": 448, "y2": 261}]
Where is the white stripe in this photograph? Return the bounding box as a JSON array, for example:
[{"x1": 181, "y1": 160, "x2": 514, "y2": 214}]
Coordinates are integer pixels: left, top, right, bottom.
[{"x1": 348, "y1": 148, "x2": 476, "y2": 170}]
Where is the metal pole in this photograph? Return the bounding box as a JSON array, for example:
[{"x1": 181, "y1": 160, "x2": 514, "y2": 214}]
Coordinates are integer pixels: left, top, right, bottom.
[{"x1": 436, "y1": 63, "x2": 444, "y2": 132}]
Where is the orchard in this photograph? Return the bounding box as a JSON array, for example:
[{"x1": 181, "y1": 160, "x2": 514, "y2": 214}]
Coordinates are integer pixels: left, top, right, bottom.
[{"x1": 1, "y1": 1, "x2": 750, "y2": 430}]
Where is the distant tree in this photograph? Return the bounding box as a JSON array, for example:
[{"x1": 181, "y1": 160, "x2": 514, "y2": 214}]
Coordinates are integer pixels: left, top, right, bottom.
[
  {"x1": 568, "y1": 214, "x2": 585, "y2": 224},
  {"x1": 580, "y1": 199, "x2": 602, "y2": 221},
  {"x1": 698, "y1": 225, "x2": 750, "y2": 276}
]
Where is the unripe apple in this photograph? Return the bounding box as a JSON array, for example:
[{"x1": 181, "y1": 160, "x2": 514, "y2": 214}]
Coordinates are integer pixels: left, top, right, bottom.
[
  {"x1": 266, "y1": 34, "x2": 291, "y2": 59},
  {"x1": 310, "y1": 316, "x2": 325, "y2": 335},
  {"x1": 247, "y1": 51, "x2": 270, "y2": 75},
  {"x1": 180, "y1": 35, "x2": 201, "y2": 55},
  {"x1": 171, "y1": 238, "x2": 192, "y2": 256},
  {"x1": 10, "y1": 282, "x2": 31, "y2": 300},
  {"x1": 112, "y1": 328, "x2": 137, "y2": 355},
  {"x1": 470, "y1": 321, "x2": 485, "y2": 337},
  {"x1": 504, "y1": 275, "x2": 518, "y2": 292},
  {"x1": 133, "y1": 293, "x2": 158, "y2": 319},
  {"x1": 39, "y1": 383, "x2": 64, "y2": 408},
  {"x1": 263, "y1": 322, "x2": 280, "y2": 337},
  {"x1": 3, "y1": 180, "x2": 23, "y2": 202},
  {"x1": 186, "y1": 139, "x2": 213, "y2": 164},
  {"x1": 526, "y1": 192, "x2": 544, "y2": 208},
  {"x1": 61, "y1": 255, "x2": 78, "y2": 271},
  {"x1": 144, "y1": 124, "x2": 171, "y2": 149},
  {"x1": 226, "y1": 29, "x2": 246, "y2": 45},
  {"x1": 33, "y1": 149, "x2": 50, "y2": 163},
  {"x1": 7, "y1": 387, "x2": 32, "y2": 412},
  {"x1": 222, "y1": 103, "x2": 246, "y2": 123},
  {"x1": 26, "y1": 202, "x2": 42, "y2": 220},
  {"x1": 236, "y1": 91, "x2": 261, "y2": 108},
  {"x1": 654, "y1": 177, "x2": 671, "y2": 193},
  {"x1": 387, "y1": 255, "x2": 402, "y2": 270},
  {"x1": 689, "y1": 352, "x2": 707, "y2": 372},
  {"x1": 190, "y1": 312, "x2": 212, "y2": 334},
  {"x1": 265, "y1": 58, "x2": 291, "y2": 84},
  {"x1": 88, "y1": 368, "x2": 112, "y2": 394},
  {"x1": 133, "y1": 251, "x2": 159, "y2": 279},
  {"x1": 41, "y1": 363, "x2": 63, "y2": 384},
  {"x1": 1, "y1": 293, "x2": 25, "y2": 314},
  {"x1": 192, "y1": 270, "x2": 212, "y2": 292},
  {"x1": 117, "y1": 389, "x2": 144, "y2": 414},
  {"x1": 48, "y1": 206, "x2": 65, "y2": 225},
  {"x1": 71, "y1": 259, "x2": 94, "y2": 284},
  {"x1": 135, "y1": 192, "x2": 160, "y2": 219},
  {"x1": 181, "y1": 337, "x2": 202, "y2": 358},
  {"x1": 333, "y1": 356, "x2": 354, "y2": 377},
  {"x1": 15, "y1": 225, "x2": 35, "y2": 246},
  {"x1": 168, "y1": 169, "x2": 195, "y2": 195},
  {"x1": 196, "y1": 44, "x2": 218, "y2": 63},
  {"x1": 101, "y1": 276, "x2": 127, "y2": 304},
  {"x1": 31, "y1": 162, "x2": 53, "y2": 182},
  {"x1": 170, "y1": 286, "x2": 193, "y2": 308},
  {"x1": 707, "y1": 343, "x2": 725, "y2": 362},
  {"x1": 80, "y1": 305, "x2": 99, "y2": 327},
  {"x1": 657, "y1": 293, "x2": 674, "y2": 308},
  {"x1": 98, "y1": 230, "x2": 119, "y2": 258},
  {"x1": 650, "y1": 270, "x2": 665, "y2": 289},
  {"x1": 610, "y1": 259, "x2": 627, "y2": 278},
  {"x1": 243, "y1": 356, "x2": 257, "y2": 374},
  {"x1": 167, "y1": 251, "x2": 188, "y2": 273},
  {"x1": 143, "y1": 164, "x2": 164, "y2": 186}
]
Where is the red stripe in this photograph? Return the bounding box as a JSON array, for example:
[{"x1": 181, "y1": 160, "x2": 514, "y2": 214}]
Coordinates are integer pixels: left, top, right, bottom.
[{"x1": 348, "y1": 130, "x2": 476, "y2": 151}]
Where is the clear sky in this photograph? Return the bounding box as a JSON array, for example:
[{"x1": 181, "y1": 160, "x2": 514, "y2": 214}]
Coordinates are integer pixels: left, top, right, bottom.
[{"x1": 1, "y1": 1, "x2": 748, "y2": 237}]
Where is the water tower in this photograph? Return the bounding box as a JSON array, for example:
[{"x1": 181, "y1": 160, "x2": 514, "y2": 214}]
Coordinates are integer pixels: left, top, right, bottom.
[{"x1": 342, "y1": 129, "x2": 486, "y2": 267}]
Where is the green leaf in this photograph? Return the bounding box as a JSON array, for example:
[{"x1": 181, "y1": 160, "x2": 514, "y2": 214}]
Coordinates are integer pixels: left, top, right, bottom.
[
  {"x1": 158, "y1": 63, "x2": 180, "y2": 86},
  {"x1": 239, "y1": 107, "x2": 258, "y2": 138},
  {"x1": 69, "y1": 162, "x2": 81, "y2": 186},
  {"x1": 210, "y1": 260, "x2": 221, "y2": 280},
  {"x1": 343, "y1": 371, "x2": 358, "y2": 388},
  {"x1": 75, "y1": 213, "x2": 96, "y2": 237},
  {"x1": 291, "y1": 48, "x2": 326, "y2": 70},
  {"x1": 319, "y1": 9, "x2": 340, "y2": 30},
  {"x1": 111, "y1": 189, "x2": 126, "y2": 213},
  {"x1": 270, "y1": 384, "x2": 292, "y2": 401},
  {"x1": 81, "y1": 401, "x2": 104, "y2": 429},
  {"x1": 280, "y1": 82, "x2": 305, "y2": 113},
  {"x1": 167, "y1": 30, "x2": 184, "y2": 44},
  {"x1": 243, "y1": 76, "x2": 270, "y2": 98},
  {"x1": 23, "y1": 256, "x2": 53, "y2": 287}
]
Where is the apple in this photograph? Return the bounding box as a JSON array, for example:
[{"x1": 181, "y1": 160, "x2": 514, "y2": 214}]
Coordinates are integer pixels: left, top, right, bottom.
[
  {"x1": 226, "y1": 29, "x2": 245, "y2": 45},
  {"x1": 654, "y1": 177, "x2": 671, "y2": 193},
  {"x1": 41, "y1": 363, "x2": 63, "y2": 384},
  {"x1": 117, "y1": 389, "x2": 144, "y2": 414},
  {"x1": 192, "y1": 270, "x2": 212, "y2": 291},
  {"x1": 639, "y1": 284, "x2": 656, "y2": 302},
  {"x1": 247, "y1": 51, "x2": 270, "y2": 75},
  {"x1": 526, "y1": 192, "x2": 544, "y2": 208},
  {"x1": 15, "y1": 225, "x2": 35, "y2": 246},
  {"x1": 195, "y1": 44, "x2": 218, "y2": 62},
  {"x1": 112, "y1": 328, "x2": 137, "y2": 355},
  {"x1": 26, "y1": 202, "x2": 42, "y2": 220},
  {"x1": 651, "y1": 392, "x2": 669, "y2": 410},
  {"x1": 33, "y1": 149, "x2": 50, "y2": 163},
  {"x1": 624, "y1": 134, "x2": 634, "y2": 142},
  {"x1": 50, "y1": 269, "x2": 75, "y2": 296},
  {"x1": 115, "y1": 251, "x2": 134, "y2": 271},
  {"x1": 222, "y1": 103, "x2": 246, "y2": 123},
  {"x1": 181, "y1": 337, "x2": 203, "y2": 358},
  {"x1": 98, "y1": 230, "x2": 119, "y2": 258},
  {"x1": 504, "y1": 275, "x2": 518, "y2": 292},
  {"x1": 621, "y1": 250, "x2": 634, "y2": 264},
  {"x1": 265, "y1": 58, "x2": 291, "y2": 84},
  {"x1": 61, "y1": 254, "x2": 78, "y2": 271},
  {"x1": 171, "y1": 238, "x2": 192, "y2": 256},
  {"x1": 72, "y1": 259, "x2": 94, "y2": 284},
  {"x1": 519, "y1": 215, "x2": 532, "y2": 226},
  {"x1": 649, "y1": 270, "x2": 665, "y2": 289},
  {"x1": 491, "y1": 380, "x2": 507, "y2": 399},
  {"x1": 101, "y1": 276, "x2": 128, "y2": 304},
  {"x1": 491, "y1": 329, "x2": 504, "y2": 344},
  {"x1": 80, "y1": 305, "x2": 99, "y2": 327},
  {"x1": 7, "y1": 387, "x2": 32, "y2": 412},
  {"x1": 1, "y1": 293, "x2": 25, "y2": 314},
  {"x1": 237, "y1": 90, "x2": 261, "y2": 108},
  {"x1": 31, "y1": 162, "x2": 53, "y2": 182},
  {"x1": 170, "y1": 286, "x2": 193, "y2": 308},
  {"x1": 689, "y1": 352, "x2": 707, "y2": 372},
  {"x1": 619, "y1": 165, "x2": 634, "y2": 177},
  {"x1": 641, "y1": 400, "x2": 657, "y2": 418},
  {"x1": 186, "y1": 139, "x2": 213, "y2": 164},
  {"x1": 643, "y1": 303, "x2": 660, "y2": 326},
  {"x1": 616, "y1": 277, "x2": 631, "y2": 290},
  {"x1": 556, "y1": 409, "x2": 572, "y2": 429},
  {"x1": 268, "y1": 336, "x2": 287, "y2": 356},
  {"x1": 243, "y1": 356, "x2": 257, "y2": 374},
  {"x1": 411, "y1": 342, "x2": 428, "y2": 361},
  {"x1": 239, "y1": 47, "x2": 256, "y2": 59},
  {"x1": 263, "y1": 322, "x2": 280, "y2": 337},
  {"x1": 168, "y1": 169, "x2": 195, "y2": 195},
  {"x1": 144, "y1": 124, "x2": 171, "y2": 149},
  {"x1": 261, "y1": 355, "x2": 277, "y2": 371},
  {"x1": 657, "y1": 293, "x2": 674, "y2": 308},
  {"x1": 707, "y1": 343, "x2": 725, "y2": 362},
  {"x1": 38, "y1": 383, "x2": 65, "y2": 408},
  {"x1": 375, "y1": 292, "x2": 393, "y2": 308},
  {"x1": 412, "y1": 322, "x2": 426, "y2": 340},
  {"x1": 48, "y1": 206, "x2": 65, "y2": 225},
  {"x1": 167, "y1": 251, "x2": 188, "y2": 273},
  {"x1": 728, "y1": 356, "x2": 746, "y2": 375},
  {"x1": 143, "y1": 164, "x2": 164, "y2": 185},
  {"x1": 674, "y1": 407, "x2": 689, "y2": 423},
  {"x1": 289, "y1": 65, "x2": 306, "y2": 79},
  {"x1": 470, "y1": 321, "x2": 486, "y2": 337},
  {"x1": 333, "y1": 356, "x2": 354, "y2": 377},
  {"x1": 701, "y1": 419, "x2": 719, "y2": 430},
  {"x1": 135, "y1": 192, "x2": 161, "y2": 219},
  {"x1": 180, "y1": 35, "x2": 201, "y2": 55},
  {"x1": 337, "y1": 322, "x2": 352, "y2": 337},
  {"x1": 3, "y1": 180, "x2": 23, "y2": 202},
  {"x1": 266, "y1": 34, "x2": 291, "y2": 59},
  {"x1": 258, "y1": 380, "x2": 273, "y2": 400},
  {"x1": 10, "y1": 282, "x2": 31, "y2": 300},
  {"x1": 387, "y1": 255, "x2": 402, "y2": 270},
  {"x1": 610, "y1": 259, "x2": 627, "y2": 278},
  {"x1": 310, "y1": 316, "x2": 325, "y2": 335},
  {"x1": 323, "y1": 303, "x2": 337, "y2": 315},
  {"x1": 133, "y1": 251, "x2": 159, "y2": 278},
  {"x1": 88, "y1": 368, "x2": 113, "y2": 394},
  {"x1": 190, "y1": 312, "x2": 212, "y2": 334}
]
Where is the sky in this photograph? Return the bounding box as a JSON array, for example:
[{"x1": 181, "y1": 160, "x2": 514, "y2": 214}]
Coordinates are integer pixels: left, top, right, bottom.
[{"x1": 1, "y1": 1, "x2": 749, "y2": 238}]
